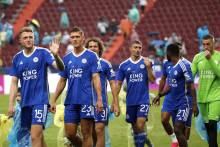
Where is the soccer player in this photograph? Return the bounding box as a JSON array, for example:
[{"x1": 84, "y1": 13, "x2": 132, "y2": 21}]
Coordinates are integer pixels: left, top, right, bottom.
[
  {"x1": 152, "y1": 44, "x2": 199, "y2": 147},
  {"x1": 50, "y1": 27, "x2": 103, "y2": 147},
  {"x1": 191, "y1": 34, "x2": 220, "y2": 147},
  {"x1": 8, "y1": 26, "x2": 65, "y2": 147},
  {"x1": 116, "y1": 40, "x2": 156, "y2": 147},
  {"x1": 85, "y1": 37, "x2": 120, "y2": 147},
  {"x1": 156, "y1": 42, "x2": 193, "y2": 146}
]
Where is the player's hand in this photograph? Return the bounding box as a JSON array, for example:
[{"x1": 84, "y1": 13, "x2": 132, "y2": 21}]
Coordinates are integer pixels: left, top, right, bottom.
[
  {"x1": 8, "y1": 105, "x2": 15, "y2": 118},
  {"x1": 96, "y1": 99, "x2": 103, "y2": 115},
  {"x1": 192, "y1": 104, "x2": 199, "y2": 117},
  {"x1": 49, "y1": 101, "x2": 56, "y2": 114},
  {"x1": 144, "y1": 57, "x2": 152, "y2": 67},
  {"x1": 204, "y1": 50, "x2": 212, "y2": 60},
  {"x1": 49, "y1": 37, "x2": 60, "y2": 56},
  {"x1": 110, "y1": 103, "x2": 114, "y2": 113},
  {"x1": 114, "y1": 105, "x2": 120, "y2": 117},
  {"x1": 152, "y1": 95, "x2": 160, "y2": 106}
]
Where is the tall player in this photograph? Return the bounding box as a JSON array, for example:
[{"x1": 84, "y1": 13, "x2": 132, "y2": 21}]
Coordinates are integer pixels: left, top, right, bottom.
[
  {"x1": 85, "y1": 37, "x2": 120, "y2": 147},
  {"x1": 152, "y1": 44, "x2": 199, "y2": 147},
  {"x1": 156, "y1": 42, "x2": 193, "y2": 147},
  {"x1": 8, "y1": 27, "x2": 65, "y2": 147},
  {"x1": 116, "y1": 40, "x2": 156, "y2": 147},
  {"x1": 191, "y1": 34, "x2": 220, "y2": 147},
  {"x1": 50, "y1": 27, "x2": 103, "y2": 147}
]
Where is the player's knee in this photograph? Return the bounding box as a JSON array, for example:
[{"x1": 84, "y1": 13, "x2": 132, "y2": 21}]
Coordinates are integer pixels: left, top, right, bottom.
[
  {"x1": 95, "y1": 126, "x2": 105, "y2": 136},
  {"x1": 161, "y1": 118, "x2": 169, "y2": 124},
  {"x1": 137, "y1": 123, "x2": 145, "y2": 131},
  {"x1": 81, "y1": 127, "x2": 92, "y2": 139},
  {"x1": 66, "y1": 132, "x2": 77, "y2": 141},
  {"x1": 174, "y1": 126, "x2": 182, "y2": 135},
  {"x1": 31, "y1": 133, "x2": 43, "y2": 143}
]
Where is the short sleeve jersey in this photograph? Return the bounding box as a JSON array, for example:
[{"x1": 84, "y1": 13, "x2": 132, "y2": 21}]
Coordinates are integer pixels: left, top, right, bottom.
[
  {"x1": 10, "y1": 47, "x2": 55, "y2": 108},
  {"x1": 191, "y1": 51, "x2": 220, "y2": 103},
  {"x1": 168, "y1": 60, "x2": 194, "y2": 109},
  {"x1": 93, "y1": 58, "x2": 115, "y2": 107},
  {"x1": 117, "y1": 57, "x2": 155, "y2": 106},
  {"x1": 59, "y1": 49, "x2": 102, "y2": 105}
]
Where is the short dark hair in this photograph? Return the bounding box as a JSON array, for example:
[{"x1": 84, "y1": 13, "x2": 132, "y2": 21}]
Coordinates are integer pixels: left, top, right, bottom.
[
  {"x1": 203, "y1": 34, "x2": 215, "y2": 42},
  {"x1": 175, "y1": 42, "x2": 182, "y2": 47},
  {"x1": 70, "y1": 26, "x2": 84, "y2": 36},
  {"x1": 84, "y1": 37, "x2": 105, "y2": 58},
  {"x1": 167, "y1": 44, "x2": 179, "y2": 57},
  {"x1": 17, "y1": 87, "x2": 21, "y2": 93},
  {"x1": 129, "y1": 40, "x2": 142, "y2": 47}
]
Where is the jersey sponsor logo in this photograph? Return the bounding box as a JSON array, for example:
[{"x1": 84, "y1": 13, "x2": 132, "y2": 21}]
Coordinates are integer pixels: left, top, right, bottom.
[
  {"x1": 129, "y1": 72, "x2": 143, "y2": 82},
  {"x1": 33, "y1": 57, "x2": 38, "y2": 62},
  {"x1": 200, "y1": 70, "x2": 214, "y2": 78},
  {"x1": 140, "y1": 64, "x2": 145, "y2": 69},
  {"x1": 22, "y1": 69, "x2": 37, "y2": 80},
  {"x1": 169, "y1": 79, "x2": 177, "y2": 87},
  {"x1": 19, "y1": 61, "x2": 23, "y2": 65},
  {"x1": 82, "y1": 58, "x2": 87, "y2": 63},
  {"x1": 70, "y1": 68, "x2": 83, "y2": 78}
]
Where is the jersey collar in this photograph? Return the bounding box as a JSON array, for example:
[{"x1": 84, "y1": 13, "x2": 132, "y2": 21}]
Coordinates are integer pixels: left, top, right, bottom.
[
  {"x1": 22, "y1": 46, "x2": 36, "y2": 57},
  {"x1": 72, "y1": 47, "x2": 86, "y2": 57},
  {"x1": 173, "y1": 59, "x2": 181, "y2": 68},
  {"x1": 129, "y1": 56, "x2": 142, "y2": 64}
]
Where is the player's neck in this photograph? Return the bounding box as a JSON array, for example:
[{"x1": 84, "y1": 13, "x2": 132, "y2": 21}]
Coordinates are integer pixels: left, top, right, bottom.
[
  {"x1": 74, "y1": 46, "x2": 85, "y2": 55},
  {"x1": 130, "y1": 55, "x2": 141, "y2": 62},
  {"x1": 171, "y1": 57, "x2": 179, "y2": 66},
  {"x1": 23, "y1": 46, "x2": 35, "y2": 56}
]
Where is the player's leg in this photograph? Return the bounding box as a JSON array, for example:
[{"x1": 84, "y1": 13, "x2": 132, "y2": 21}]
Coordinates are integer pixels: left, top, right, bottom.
[
  {"x1": 64, "y1": 104, "x2": 82, "y2": 146},
  {"x1": 161, "y1": 111, "x2": 173, "y2": 134},
  {"x1": 208, "y1": 101, "x2": 220, "y2": 147},
  {"x1": 184, "y1": 109, "x2": 192, "y2": 143},
  {"x1": 30, "y1": 104, "x2": 49, "y2": 147},
  {"x1": 94, "y1": 107, "x2": 108, "y2": 147},
  {"x1": 80, "y1": 105, "x2": 95, "y2": 147},
  {"x1": 174, "y1": 122, "x2": 187, "y2": 147}
]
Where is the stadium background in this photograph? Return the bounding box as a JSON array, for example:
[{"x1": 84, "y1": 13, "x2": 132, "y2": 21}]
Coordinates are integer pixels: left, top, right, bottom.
[{"x1": 0, "y1": 0, "x2": 220, "y2": 146}]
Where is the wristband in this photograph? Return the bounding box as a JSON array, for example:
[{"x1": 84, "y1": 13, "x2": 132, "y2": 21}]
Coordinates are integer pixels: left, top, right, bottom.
[{"x1": 158, "y1": 93, "x2": 162, "y2": 98}]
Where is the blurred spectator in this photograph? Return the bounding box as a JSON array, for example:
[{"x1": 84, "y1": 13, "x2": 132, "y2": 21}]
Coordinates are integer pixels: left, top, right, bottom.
[
  {"x1": 139, "y1": 0, "x2": 147, "y2": 16},
  {"x1": 179, "y1": 38, "x2": 187, "y2": 56},
  {"x1": 197, "y1": 26, "x2": 203, "y2": 44},
  {"x1": 66, "y1": 44, "x2": 74, "y2": 54},
  {"x1": 27, "y1": 19, "x2": 40, "y2": 45},
  {"x1": 0, "y1": 20, "x2": 3, "y2": 32},
  {"x1": 55, "y1": 31, "x2": 62, "y2": 41},
  {"x1": 155, "y1": 57, "x2": 163, "y2": 65},
  {"x1": 41, "y1": 32, "x2": 51, "y2": 45},
  {"x1": 60, "y1": 9, "x2": 69, "y2": 28},
  {"x1": 149, "y1": 55, "x2": 155, "y2": 63},
  {"x1": 6, "y1": 25, "x2": 13, "y2": 44},
  {"x1": 61, "y1": 31, "x2": 70, "y2": 44},
  {"x1": 155, "y1": 45, "x2": 165, "y2": 57},
  {"x1": 130, "y1": 26, "x2": 139, "y2": 41},
  {"x1": 108, "y1": 18, "x2": 118, "y2": 36},
  {"x1": 97, "y1": 18, "x2": 109, "y2": 36},
  {"x1": 168, "y1": 32, "x2": 179, "y2": 44},
  {"x1": 134, "y1": 0, "x2": 140, "y2": 10},
  {"x1": 128, "y1": 5, "x2": 140, "y2": 25},
  {"x1": 202, "y1": 25, "x2": 209, "y2": 36},
  {"x1": 0, "y1": 58, "x2": 3, "y2": 67},
  {"x1": 0, "y1": 26, "x2": 7, "y2": 47},
  {"x1": 120, "y1": 15, "x2": 132, "y2": 39}
]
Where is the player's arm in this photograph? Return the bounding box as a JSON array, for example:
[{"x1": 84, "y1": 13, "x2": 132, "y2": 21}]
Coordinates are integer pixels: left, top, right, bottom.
[
  {"x1": 92, "y1": 72, "x2": 103, "y2": 114},
  {"x1": 109, "y1": 79, "x2": 120, "y2": 117},
  {"x1": 154, "y1": 75, "x2": 167, "y2": 106},
  {"x1": 204, "y1": 51, "x2": 220, "y2": 77},
  {"x1": 191, "y1": 55, "x2": 198, "y2": 78},
  {"x1": 50, "y1": 76, "x2": 67, "y2": 113},
  {"x1": 187, "y1": 82, "x2": 199, "y2": 117},
  {"x1": 49, "y1": 37, "x2": 65, "y2": 71},
  {"x1": 152, "y1": 85, "x2": 170, "y2": 106},
  {"x1": 144, "y1": 57, "x2": 156, "y2": 84},
  {"x1": 8, "y1": 76, "x2": 18, "y2": 118}
]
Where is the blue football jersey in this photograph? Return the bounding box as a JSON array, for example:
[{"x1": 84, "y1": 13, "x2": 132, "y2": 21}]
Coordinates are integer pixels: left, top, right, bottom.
[
  {"x1": 168, "y1": 60, "x2": 194, "y2": 109},
  {"x1": 162, "y1": 60, "x2": 173, "y2": 104},
  {"x1": 10, "y1": 47, "x2": 55, "y2": 108},
  {"x1": 93, "y1": 58, "x2": 115, "y2": 107},
  {"x1": 117, "y1": 57, "x2": 155, "y2": 106},
  {"x1": 59, "y1": 49, "x2": 102, "y2": 105}
]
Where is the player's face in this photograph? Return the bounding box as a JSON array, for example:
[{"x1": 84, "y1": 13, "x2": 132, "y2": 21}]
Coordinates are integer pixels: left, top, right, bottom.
[
  {"x1": 130, "y1": 43, "x2": 142, "y2": 57},
  {"x1": 166, "y1": 50, "x2": 171, "y2": 62},
  {"x1": 69, "y1": 31, "x2": 85, "y2": 48},
  {"x1": 88, "y1": 41, "x2": 99, "y2": 56},
  {"x1": 19, "y1": 32, "x2": 35, "y2": 49},
  {"x1": 178, "y1": 45, "x2": 183, "y2": 57},
  {"x1": 16, "y1": 92, "x2": 21, "y2": 104},
  {"x1": 202, "y1": 39, "x2": 214, "y2": 53}
]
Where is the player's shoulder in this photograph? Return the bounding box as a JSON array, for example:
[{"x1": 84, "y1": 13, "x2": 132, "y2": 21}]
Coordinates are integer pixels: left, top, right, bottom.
[
  {"x1": 12, "y1": 50, "x2": 23, "y2": 60},
  {"x1": 119, "y1": 58, "x2": 130, "y2": 69},
  {"x1": 100, "y1": 58, "x2": 112, "y2": 67},
  {"x1": 63, "y1": 52, "x2": 73, "y2": 61},
  {"x1": 182, "y1": 57, "x2": 192, "y2": 66},
  {"x1": 178, "y1": 60, "x2": 191, "y2": 72},
  {"x1": 193, "y1": 52, "x2": 203, "y2": 60},
  {"x1": 35, "y1": 46, "x2": 51, "y2": 53},
  {"x1": 85, "y1": 49, "x2": 98, "y2": 57}
]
